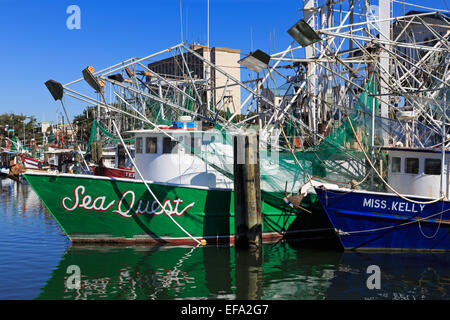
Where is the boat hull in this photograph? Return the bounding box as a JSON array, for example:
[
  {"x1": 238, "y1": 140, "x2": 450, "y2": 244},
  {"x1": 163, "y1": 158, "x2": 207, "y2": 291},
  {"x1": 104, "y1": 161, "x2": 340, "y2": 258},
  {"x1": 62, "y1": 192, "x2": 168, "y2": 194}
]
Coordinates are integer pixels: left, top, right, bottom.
[
  {"x1": 23, "y1": 172, "x2": 330, "y2": 245},
  {"x1": 315, "y1": 187, "x2": 450, "y2": 251}
]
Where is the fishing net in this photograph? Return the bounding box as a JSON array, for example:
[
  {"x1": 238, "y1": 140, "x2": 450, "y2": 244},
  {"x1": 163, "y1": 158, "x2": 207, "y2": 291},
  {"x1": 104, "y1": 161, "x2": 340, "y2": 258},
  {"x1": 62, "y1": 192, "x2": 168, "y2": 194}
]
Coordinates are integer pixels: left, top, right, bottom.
[
  {"x1": 99, "y1": 73, "x2": 443, "y2": 197},
  {"x1": 184, "y1": 74, "x2": 441, "y2": 194},
  {"x1": 183, "y1": 74, "x2": 382, "y2": 194},
  {"x1": 85, "y1": 120, "x2": 135, "y2": 155},
  {"x1": 9, "y1": 135, "x2": 18, "y2": 152}
]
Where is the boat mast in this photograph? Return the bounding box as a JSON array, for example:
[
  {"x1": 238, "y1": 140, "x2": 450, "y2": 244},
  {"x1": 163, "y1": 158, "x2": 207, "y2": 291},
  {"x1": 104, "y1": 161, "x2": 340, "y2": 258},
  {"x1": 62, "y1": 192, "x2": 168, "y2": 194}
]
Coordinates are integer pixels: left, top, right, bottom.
[
  {"x1": 371, "y1": 89, "x2": 376, "y2": 190},
  {"x1": 441, "y1": 86, "x2": 447, "y2": 198},
  {"x1": 303, "y1": 0, "x2": 317, "y2": 143},
  {"x1": 378, "y1": 0, "x2": 391, "y2": 145}
]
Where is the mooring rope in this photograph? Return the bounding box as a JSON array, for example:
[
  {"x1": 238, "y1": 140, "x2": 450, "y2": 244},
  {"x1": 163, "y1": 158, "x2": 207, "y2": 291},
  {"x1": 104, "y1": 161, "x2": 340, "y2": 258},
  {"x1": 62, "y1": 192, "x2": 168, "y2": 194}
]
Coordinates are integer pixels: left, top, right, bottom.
[
  {"x1": 335, "y1": 206, "x2": 449, "y2": 236},
  {"x1": 418, "y1": 201, "x2": 444, "y2": 239},
  {"x1": 317, "y1": 171, "x2": 372, "y2": 200}
]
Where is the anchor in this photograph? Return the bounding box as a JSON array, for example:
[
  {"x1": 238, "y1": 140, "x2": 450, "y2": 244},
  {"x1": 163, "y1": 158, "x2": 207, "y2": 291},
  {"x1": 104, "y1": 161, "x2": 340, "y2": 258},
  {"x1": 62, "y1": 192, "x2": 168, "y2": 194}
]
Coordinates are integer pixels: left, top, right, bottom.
[{"x1": 283, "y1": 181, "x2": 311, "y2": 213}]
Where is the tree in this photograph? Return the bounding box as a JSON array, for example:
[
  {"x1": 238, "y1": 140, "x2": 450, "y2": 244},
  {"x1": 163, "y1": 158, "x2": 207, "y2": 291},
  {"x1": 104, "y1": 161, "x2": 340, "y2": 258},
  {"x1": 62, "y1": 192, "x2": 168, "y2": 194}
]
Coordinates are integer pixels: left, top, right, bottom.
[
  {"x1": 0, "y1": 113, "x2": 39, "y2": 147},
  {"x1": 72, "y1": 106, "x2": 96, "y2": 149}
]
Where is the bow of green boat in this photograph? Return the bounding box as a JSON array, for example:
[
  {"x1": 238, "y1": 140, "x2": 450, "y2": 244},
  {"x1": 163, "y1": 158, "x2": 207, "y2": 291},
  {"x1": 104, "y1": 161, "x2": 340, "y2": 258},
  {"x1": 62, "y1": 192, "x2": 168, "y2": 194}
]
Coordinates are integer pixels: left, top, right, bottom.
[{"x1": 23, "y1": 171, "x2": 333, "y2": 245}]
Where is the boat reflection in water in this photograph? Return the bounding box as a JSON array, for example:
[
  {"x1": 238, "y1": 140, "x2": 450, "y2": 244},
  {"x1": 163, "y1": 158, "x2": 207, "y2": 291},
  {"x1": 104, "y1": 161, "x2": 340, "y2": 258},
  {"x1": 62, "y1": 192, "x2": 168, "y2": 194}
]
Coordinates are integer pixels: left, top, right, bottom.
[
  {"x1": 326, "y1": 251, "x2": 450, "y2": 300},
  {"x1": 36, "y1": 242, "x2": 450, "y2": 300},
  {"x1": 36, "y1": 243, "x2": 342, "y2": 300}
]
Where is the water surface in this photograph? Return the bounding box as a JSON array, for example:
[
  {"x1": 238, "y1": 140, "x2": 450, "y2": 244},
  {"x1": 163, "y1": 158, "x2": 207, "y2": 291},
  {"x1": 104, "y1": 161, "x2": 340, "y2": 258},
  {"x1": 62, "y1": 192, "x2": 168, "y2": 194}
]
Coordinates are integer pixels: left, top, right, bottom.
[{"x1": 0, "y1": 179, "x2": 448, "y2": 300}]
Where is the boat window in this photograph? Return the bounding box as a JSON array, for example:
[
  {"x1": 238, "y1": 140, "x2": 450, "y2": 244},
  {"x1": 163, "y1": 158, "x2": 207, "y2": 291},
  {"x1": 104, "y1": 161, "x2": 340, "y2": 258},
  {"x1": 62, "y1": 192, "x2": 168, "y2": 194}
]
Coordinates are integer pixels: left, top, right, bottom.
[
  {"x1": 405, "y1": 158, "x2": 419, "y2": 174},
  {"x1": 424, "y1": 158, "x2": 441, "y2": 175},
  {"x1": 192, "y1": 137, "x2": 202, "y2": 153},
  {"x1": 185, "y1": 136, "x2": 202, "y2": 154},
  {"x1": 391, "y1": 157, "x2": 401, "y2": 173},
  {"x1": 163, "y1": 137, "x2": 178, "y2": 154},
  {"x1": 145, "y1": 137, "x2": 157, "y2": 154},
  {"x1": 135, "y1": 137, "x2": 143, "y2": 154}
]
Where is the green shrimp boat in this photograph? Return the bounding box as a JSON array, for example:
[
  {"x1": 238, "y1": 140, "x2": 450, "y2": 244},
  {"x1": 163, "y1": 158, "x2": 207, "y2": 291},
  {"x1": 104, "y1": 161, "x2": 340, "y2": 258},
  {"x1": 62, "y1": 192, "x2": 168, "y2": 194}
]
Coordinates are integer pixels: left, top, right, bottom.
[{"x1": 24, "y1": 127, "x2": 335, "y2": 245}]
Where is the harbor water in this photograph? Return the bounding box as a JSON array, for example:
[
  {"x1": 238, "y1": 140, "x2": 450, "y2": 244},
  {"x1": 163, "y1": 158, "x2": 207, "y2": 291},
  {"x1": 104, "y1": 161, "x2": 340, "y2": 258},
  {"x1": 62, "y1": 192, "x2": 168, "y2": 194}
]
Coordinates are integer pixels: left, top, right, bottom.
[{"x1": 0, "y1": 178, "x2": 449, "y2": 300}]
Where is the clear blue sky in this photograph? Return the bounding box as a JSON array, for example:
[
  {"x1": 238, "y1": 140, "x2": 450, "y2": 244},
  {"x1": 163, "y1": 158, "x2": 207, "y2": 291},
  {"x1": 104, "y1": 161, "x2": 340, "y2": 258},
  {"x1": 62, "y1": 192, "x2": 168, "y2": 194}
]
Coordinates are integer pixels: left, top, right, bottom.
[{"x1": 0, "y1": 0, "x2": 448, "y2": 124}]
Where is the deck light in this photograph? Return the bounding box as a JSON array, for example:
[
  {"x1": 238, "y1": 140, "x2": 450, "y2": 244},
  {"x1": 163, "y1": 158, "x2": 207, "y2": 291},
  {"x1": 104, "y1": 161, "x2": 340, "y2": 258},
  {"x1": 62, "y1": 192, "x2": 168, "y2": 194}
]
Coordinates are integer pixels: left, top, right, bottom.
[
  {"x1": 287, "y1": 19, "x2": 321, "y2": 47},
  {"x1": 125, "y1": 67, "x2": 134, "y2": 78},
  {"x1": 44, "y1": 80, "x2": 64, "y2": 101},
  {"x1": 238, "y1": 49, "x2": 271, "y2": 73},
  {"x1": 107, "y1": 73, "x2": 125, "y2": 82},
  {"x1": 82, "y1": 66, "x2": 105, "y2": 93}
]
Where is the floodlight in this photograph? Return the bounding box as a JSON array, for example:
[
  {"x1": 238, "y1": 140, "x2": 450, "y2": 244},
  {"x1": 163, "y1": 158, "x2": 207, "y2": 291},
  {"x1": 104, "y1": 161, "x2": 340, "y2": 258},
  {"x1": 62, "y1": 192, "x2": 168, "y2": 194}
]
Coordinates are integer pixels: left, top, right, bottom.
[
  {"x1": 125, "y1": 67, "x2": 134, "y2": 78},
  {"x1": 238, "y1": 49, "x2": 270, "y2": 73},
  {"x1": 287, "y1": 19, "x2": 321, "y2": 47},
  {"x1": 107, "y1": 73, "x2": 125, "y2": 82},
  {"x1": 82, "y1": 66, "x2": 104, "y2": 93},
  {"x1": 44, "y1": 80, "x2": 64, "y2": 101}
]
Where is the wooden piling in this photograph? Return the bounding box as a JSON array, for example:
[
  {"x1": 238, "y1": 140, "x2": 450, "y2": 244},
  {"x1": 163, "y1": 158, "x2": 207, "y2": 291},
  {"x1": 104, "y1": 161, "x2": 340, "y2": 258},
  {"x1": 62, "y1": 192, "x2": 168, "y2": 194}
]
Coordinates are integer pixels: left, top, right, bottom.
[
  {"x1": 233, "y1": 132, "x2": 262, "y2": 248},
  {"x1": 117, "y1": 144, "x2": 126, "y2": 168},
  {"x1": 44, "y1": 144, "x2": 49, "y2": 164},
  {"x1": 235, "y1": 247, "x2": 263, "y2": 299},
  {"x1": 91, "y1": 141, "x2": 103, "y2": 165}
]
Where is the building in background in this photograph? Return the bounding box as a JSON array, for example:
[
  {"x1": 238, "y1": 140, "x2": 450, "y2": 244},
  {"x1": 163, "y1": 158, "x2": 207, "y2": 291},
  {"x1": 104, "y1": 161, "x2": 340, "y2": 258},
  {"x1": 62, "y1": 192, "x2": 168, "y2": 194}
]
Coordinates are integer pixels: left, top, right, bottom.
[
  {"x1": 148, "y1": 44, "x2": 241, "y2": 115},
  {"x1": 41, "y1": 122, "x2": 50, "y2": 134}
]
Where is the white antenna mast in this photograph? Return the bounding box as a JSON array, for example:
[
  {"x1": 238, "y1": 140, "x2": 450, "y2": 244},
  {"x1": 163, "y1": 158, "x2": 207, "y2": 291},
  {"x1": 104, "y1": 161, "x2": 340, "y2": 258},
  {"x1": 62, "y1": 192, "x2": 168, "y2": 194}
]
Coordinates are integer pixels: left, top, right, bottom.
[
  {"x1": 207, "y1": 0, "x2": 209, "y2": 48},
  {"x1": 180, "y1": 0, "x2": 183, "y2": 43}
]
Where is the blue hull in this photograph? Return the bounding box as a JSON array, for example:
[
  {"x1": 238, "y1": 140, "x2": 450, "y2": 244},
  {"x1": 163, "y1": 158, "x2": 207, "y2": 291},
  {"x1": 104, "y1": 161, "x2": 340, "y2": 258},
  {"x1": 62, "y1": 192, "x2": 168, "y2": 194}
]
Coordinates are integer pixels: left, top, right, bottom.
[{"x1": 314, "y1": 188, "x2": 450, "y2": 251}]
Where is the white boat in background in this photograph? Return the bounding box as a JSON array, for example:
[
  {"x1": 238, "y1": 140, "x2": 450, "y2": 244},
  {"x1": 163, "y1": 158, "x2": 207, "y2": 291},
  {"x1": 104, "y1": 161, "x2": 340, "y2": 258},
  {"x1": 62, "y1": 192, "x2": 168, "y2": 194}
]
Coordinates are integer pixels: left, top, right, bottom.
[{"x1": 21, "y1": 155, "x2": 43, "y2": 170}]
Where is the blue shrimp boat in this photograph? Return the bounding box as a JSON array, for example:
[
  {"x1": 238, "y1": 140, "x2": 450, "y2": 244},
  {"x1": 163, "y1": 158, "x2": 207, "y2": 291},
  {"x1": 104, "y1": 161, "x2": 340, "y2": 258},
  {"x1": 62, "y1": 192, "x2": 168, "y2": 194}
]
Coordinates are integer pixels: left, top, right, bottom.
[{"x1": 314, "y1": 147, "x2": 450, "y2": 251}]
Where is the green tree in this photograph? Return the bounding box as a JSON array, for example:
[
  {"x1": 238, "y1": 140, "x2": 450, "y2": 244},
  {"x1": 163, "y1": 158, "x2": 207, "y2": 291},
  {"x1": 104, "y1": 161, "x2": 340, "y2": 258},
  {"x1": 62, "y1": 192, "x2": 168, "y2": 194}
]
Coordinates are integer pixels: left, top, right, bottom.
[
  {"x1": 0, "y1": 113, "x2": 39, "y2": 147},
  {"x1": 73, "y1": 106, "x2": 96, "y2": 149}
]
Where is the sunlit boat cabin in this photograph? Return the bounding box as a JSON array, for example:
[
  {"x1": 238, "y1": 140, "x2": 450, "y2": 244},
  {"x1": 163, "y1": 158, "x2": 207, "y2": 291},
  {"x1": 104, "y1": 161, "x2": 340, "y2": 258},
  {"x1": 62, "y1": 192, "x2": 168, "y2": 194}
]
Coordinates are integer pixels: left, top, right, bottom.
[
  {"x1": 384, "y1": 147, "x2": 449, "y2": 198},
  {"x1": 128, "y1": 121, "x2": 233, "y2": 189}
]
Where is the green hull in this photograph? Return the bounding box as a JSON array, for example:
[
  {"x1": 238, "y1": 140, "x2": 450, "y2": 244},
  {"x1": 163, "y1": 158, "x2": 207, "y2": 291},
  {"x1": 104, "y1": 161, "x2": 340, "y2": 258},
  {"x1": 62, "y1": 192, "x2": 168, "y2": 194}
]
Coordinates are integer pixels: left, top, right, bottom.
[{"x1": 24, "y1": 173, "x2": 332, "y2": 244}]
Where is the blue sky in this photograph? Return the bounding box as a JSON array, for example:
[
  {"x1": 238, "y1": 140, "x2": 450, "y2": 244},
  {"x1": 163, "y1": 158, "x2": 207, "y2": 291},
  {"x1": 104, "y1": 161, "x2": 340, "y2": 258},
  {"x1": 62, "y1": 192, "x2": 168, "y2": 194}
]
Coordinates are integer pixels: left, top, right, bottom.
[{"x1": 0, "y1": 0, "x2": 448, "y2": 123}]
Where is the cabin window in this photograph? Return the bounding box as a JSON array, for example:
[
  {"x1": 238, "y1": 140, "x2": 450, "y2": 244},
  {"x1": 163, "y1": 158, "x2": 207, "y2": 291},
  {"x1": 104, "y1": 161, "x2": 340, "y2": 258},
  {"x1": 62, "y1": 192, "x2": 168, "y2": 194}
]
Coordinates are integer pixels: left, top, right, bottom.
[
  {"x1": 405, "y1": 158, "x2": 419, "y2": 174},
  {"x1": 185, "y1": 136, "x2": 202, "y2": 154},
  {"x1": 391, "y1": 157, "x2": 401, "y2": 173},
  {"x1": 192, "y1": 137, "x2": 202, "y2": 153},
  {"x1": 163, "y1": 137, "x2": 178, "y2": 154},
  {"x1": 135, "y1": 137, "x2": 143, "y2": 154},
  {"x1": 425, "y1": 159, "x2": 441, "y2": 175},
  {"x1": 145, "y1": 137, "x2": 157, "y2": 154}
]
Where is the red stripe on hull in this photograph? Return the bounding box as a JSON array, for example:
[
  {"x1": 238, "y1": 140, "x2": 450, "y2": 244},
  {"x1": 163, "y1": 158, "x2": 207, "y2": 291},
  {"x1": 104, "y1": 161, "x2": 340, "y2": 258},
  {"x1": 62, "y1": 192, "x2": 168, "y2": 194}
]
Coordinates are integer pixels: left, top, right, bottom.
[
  {"x1": 90, "y1": 165, "x2": 135, "y2": 179},
  {"x1": 70, "y1": 232, "x2": 284, "y2": 246}
]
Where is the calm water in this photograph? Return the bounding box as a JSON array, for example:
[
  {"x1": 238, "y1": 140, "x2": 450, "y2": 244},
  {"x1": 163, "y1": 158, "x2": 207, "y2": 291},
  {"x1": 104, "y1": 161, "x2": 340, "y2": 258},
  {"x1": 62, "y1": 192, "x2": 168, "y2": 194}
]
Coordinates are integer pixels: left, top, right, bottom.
[{"x1": 0, "y1": 179, "x2": 449, "y2": 300}]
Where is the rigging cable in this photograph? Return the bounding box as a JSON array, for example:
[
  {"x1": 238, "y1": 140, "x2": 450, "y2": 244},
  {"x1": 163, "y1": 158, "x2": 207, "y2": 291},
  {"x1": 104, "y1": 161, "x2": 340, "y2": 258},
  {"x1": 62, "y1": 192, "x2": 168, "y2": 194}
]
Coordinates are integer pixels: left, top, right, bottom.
[
  {"x1": 97, "y1": 91, "x2": 204, "y2": 246},
  {"x1": 347, "y1": 115, "x2": 445, "y2": 204}
]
